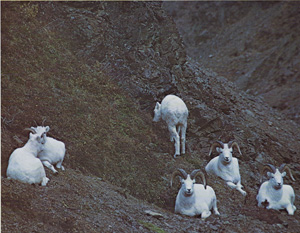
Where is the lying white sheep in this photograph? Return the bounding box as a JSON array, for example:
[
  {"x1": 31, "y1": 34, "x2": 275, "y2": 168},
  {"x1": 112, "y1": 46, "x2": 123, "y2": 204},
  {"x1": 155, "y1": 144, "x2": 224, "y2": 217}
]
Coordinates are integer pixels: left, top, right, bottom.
[
  {"x1": 205, "y1": 141, "x2": 247, "y2": 196},
  {"x1": 257, "y1": 163, "x2": 296, "y2": 215},
  {"x1": 153, "y1": 94, "x2": 188, "y2": 158},
  {"x1": 25, "y1": 126, "x2": 66, "y2": 174},
  {"x1": 6, "y1": 132, "x2": 49, "y2": 186},
  {"x1": 171, "y1": 168, "x2": 220, "y2": 219}
]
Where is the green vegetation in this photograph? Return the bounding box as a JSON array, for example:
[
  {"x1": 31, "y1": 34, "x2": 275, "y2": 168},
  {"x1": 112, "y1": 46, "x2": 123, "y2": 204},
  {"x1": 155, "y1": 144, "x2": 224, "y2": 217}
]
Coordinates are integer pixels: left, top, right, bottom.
[{"x1": 138, "y1": 220, "x2": 167, "y2": 233}]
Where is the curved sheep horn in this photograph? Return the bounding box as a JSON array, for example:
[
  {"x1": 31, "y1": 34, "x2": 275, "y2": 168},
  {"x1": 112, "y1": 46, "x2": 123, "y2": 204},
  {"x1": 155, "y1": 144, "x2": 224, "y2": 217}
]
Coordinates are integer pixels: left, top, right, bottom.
[
  {"x1": 24, "y1": 128, "x2": 36, "y2": 134},
  {"x1": 279, "y1": 164, "x2": 296, "y2": 181},
  {"x1": 260, "y1": 164, "x2": 276, "y2": 183},
  {"x1": 33, "y1": 120, "x2": 38, "y2": 127},
  {"x1": 170, "y1": 169, "x2": 188, "y2": 187},
  {"x1": 208, "y1": 141, "x2": 224, "y2": 156},
  {"x1": 190, "y1": 169, "x2": 207, "y2": 189},
  {"x1": 228, "y1": 141, "x2": 242, "y2": 155},
  {"x1": 42, "y1": 118, "x2": 46, "y2": 126}
]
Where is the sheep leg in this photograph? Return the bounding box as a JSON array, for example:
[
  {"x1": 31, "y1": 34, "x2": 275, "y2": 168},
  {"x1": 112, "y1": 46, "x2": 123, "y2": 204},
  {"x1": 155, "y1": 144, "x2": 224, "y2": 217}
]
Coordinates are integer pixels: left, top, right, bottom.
[
  {"x1": 286, "y1": 204, "x2": 296, "y2": 215},
  {"x1": 213, "y1": 198, "x2": 220, "y2": 216},
  {"x1": 42, "y1": 160, "x2": 58, "y2": 174},
  {"x1": 236, "y1": 182, "x2": 247, "y2": 196},
  {"x1": 180, "y1": 122, "x2": 187, "y2": 154},
  {"x1": 226, "y1": 181, "x2": 247, "y2": 196},
  {"x1": 41, "y1": 177, "x2": 49, "y2": 186},
  {"x1": 56, "y1": 161, "x2": 65, "y2": 171},
  {"x1": 201, "y1": 210, "x2": 211, "y2": 219},
  {"x1": 168, "y1": 125, "x2": 180, "y2": 158}
]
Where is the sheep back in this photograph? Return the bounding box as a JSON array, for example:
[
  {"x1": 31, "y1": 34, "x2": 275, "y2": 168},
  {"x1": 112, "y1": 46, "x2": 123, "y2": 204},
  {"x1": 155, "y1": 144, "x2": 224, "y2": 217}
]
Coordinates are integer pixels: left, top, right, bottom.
[
  {"x1": 7, "y1": 149, "x2": 47, "y2": 185},
  {"x1": 161, "y1": 95, "x2": 188, "y2": 125},
  {"x1": 38, "y1": 137, "x2": 66, "y2": 164}
]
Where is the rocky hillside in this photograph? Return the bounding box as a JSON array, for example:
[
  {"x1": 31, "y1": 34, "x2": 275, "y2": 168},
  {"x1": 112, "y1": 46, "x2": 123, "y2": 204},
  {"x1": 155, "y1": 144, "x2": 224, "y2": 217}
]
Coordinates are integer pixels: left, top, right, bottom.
[
  {"x1": 163, "y1": 1, "x2": 300, "y2": 124},
  {"x1": 2, "y1": 2, "x2": 300, "y2": 232}
]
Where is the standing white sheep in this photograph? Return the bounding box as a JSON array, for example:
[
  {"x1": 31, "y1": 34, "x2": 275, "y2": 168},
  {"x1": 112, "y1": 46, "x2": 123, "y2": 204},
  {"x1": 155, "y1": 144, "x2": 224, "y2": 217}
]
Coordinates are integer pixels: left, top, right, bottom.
[
  {"x1": 205, "y1": 141, "x2": 247, "y2": 196},
  {"x1": 25, "y1": 126, "x2": 66, "y2": 174},
  {"x1": 6, "y1": 132, "x2": 49, "y2": 186},
  {"x1": 257, "y1": 163, "x2": 296, "y2": 215},
  {"x1": 153, "y1": 94, "x2": 188, "y2": 158}
]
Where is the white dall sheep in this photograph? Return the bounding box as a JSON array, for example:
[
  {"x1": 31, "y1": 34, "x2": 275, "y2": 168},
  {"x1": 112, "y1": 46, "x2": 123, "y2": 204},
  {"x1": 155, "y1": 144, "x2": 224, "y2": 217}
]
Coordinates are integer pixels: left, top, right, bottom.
[
  {"x1": 153, "y1": 94, "x2": 188, "y2": 158},
  {"x1": 205, "y1": 141, "x2": 247, "y2": 196},
  {"x1": 6, "y1": 132, "x2": 49, "y2": 186},
  {"x1": 257, "y1": 164, "x2": 296, "y2": 215},
  {"x1": 171, "y1": 168, "x2": 220, "y2": 219},
  {"x1": 25, "y1": 126, "x2": 66, "y2": 174}
]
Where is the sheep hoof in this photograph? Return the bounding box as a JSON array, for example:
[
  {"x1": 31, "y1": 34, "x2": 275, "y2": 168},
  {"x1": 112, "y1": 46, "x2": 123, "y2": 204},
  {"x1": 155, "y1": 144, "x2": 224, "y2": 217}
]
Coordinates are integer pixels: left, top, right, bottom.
[{"x1": 241, "y1": 191, "x2": 247, "y2": 196}]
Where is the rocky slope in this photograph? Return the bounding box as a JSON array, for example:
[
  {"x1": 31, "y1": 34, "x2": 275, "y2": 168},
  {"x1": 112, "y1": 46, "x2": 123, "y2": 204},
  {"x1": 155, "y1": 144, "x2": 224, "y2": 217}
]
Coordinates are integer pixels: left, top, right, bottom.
[
  {"x1": 163, "y1": 1, "x2": 300, "y2": 124},
  {"x1": 2, "y1": 2, "x2": 300, "y2": 232}
]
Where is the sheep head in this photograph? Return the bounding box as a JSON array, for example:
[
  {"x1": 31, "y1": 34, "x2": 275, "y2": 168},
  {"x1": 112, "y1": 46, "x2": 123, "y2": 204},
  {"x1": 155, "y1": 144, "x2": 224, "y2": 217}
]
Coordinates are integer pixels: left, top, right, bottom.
[
  {"x1": 209, "y1": 141, "x2": 242, "y2": 164},
  {"x1": 171, "y1": 169, "x2": 206, "y2": 196},
  {"x1": 260, "y1": 164, "x2": 296, "y2": 189},
  {"x1": 24, "y1": 126, "x2": 50, "y2": 144},
  {"x1": 153, "y1": 102, "x2": 162, "y2": 122},
  {"x1": 27, "y1": 132, "x2": 46, "y2": 153}
]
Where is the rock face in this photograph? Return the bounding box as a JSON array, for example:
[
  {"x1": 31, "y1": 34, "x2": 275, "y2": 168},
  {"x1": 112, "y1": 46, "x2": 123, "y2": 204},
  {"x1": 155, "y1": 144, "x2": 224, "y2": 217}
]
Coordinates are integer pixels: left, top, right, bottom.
[
  {"x1": 163, "y1": 1, "x2": 300, "y2": 124},
  {"x1": 2, "y1": 2, "x2": 300, "y2": 232}
]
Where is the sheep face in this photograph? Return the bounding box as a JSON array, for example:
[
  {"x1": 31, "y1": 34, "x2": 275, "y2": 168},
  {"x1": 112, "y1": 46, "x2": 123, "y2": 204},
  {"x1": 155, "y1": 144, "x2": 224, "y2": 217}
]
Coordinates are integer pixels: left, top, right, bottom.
[
  {"x1": 209, "y1": 141, "x2": 242, "y2": 164},
  {"x1": 217, "y1": 144, "x2": 233, "y2": 164},
  {"x1": 30, "y1": 126, "x2": 50, "y2": 144},
  {"x1": 153, "y1": 102, "x2": 162, "y2": 122},
  {"x1": 267, "y1": 169, "x2": 286, "y2": 190},
  {"x1": 180, "y1": 175, "x2": 195, "y2": 196}
]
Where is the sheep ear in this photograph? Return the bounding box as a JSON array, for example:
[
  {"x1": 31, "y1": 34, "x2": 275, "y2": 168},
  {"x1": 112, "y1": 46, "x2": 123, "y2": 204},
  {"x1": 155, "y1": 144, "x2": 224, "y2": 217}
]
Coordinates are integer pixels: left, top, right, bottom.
[
  {"x1": 267, "y1": 172, "x2": 273, "y2": 178},
  {"x1": 282, "y1": 172, "x2": 286, "y2": 177},
  {"x1": 45, "y1": 126, "x2": 50, "y2": 132},
  {"x1": 29, "y1": 133, "x2": 33, "y2": 138},
  {"x1": 216, "y1": 147, "x2": 222, "y2": 153}
]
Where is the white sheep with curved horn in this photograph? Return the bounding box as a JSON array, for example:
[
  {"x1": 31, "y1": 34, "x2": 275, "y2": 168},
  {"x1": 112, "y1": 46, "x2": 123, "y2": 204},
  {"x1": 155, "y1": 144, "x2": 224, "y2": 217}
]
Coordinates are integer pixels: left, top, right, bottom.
[
  {"x1": 153, "y1": 94, "x2": 188, "y2": 158},
  {"x1": 6, "y1": 132, "x2": 49, "y2": 186},
  {"x1": 205, "y1": 141, "x2": 247, "y2": 196},
  {"x1": 257, "y1": 163, "x2": 296, "y2": 215},
  {"x1": 25, "y1": 126, "x2": 66, "y2": 174},
  {"x1": 171, "y1": 168, "x2": 220, "y2": 219}
]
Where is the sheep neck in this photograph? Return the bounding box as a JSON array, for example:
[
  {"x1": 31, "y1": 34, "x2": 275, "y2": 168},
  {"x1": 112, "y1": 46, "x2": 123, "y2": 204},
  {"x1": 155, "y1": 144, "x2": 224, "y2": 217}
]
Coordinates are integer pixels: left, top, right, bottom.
[
  {"x1": 266, "y1": 182, "x2": 283, "y2": 201},
  {"x1": 179, "y1": 189, "x2": 195, "y2": 207},
  {"x1": 23, "y1": 140, "x2": 41, "y2": 156}
]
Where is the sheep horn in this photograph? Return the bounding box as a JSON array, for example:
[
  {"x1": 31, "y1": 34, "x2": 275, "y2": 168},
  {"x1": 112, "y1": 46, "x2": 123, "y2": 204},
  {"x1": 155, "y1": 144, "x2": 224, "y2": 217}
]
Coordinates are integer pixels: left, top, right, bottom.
[
  {"x1": 170, "y1": 169, "x2": 188, "y2": 187},
  {"x1": 208, "y1": 141, "x2": 224, "y2": 156},
  {"x1": 228, "y1": 141, "x2": 242, "y2": 155},
  {"x1": 42, "y1": 118, "x2": 46, "y2": 126},
  {"x1": 24, "y1": 127, "x2": 36, "y2": 134},
  {"x1": 279, "y1": 164, "x2": 296, "y2": 181},
  {"x1": 260, "y1": 164, "x2": 276, "y2": 183},
  {"x1": 190, "y1": 169, "x2": 207, "y2": 189}
]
